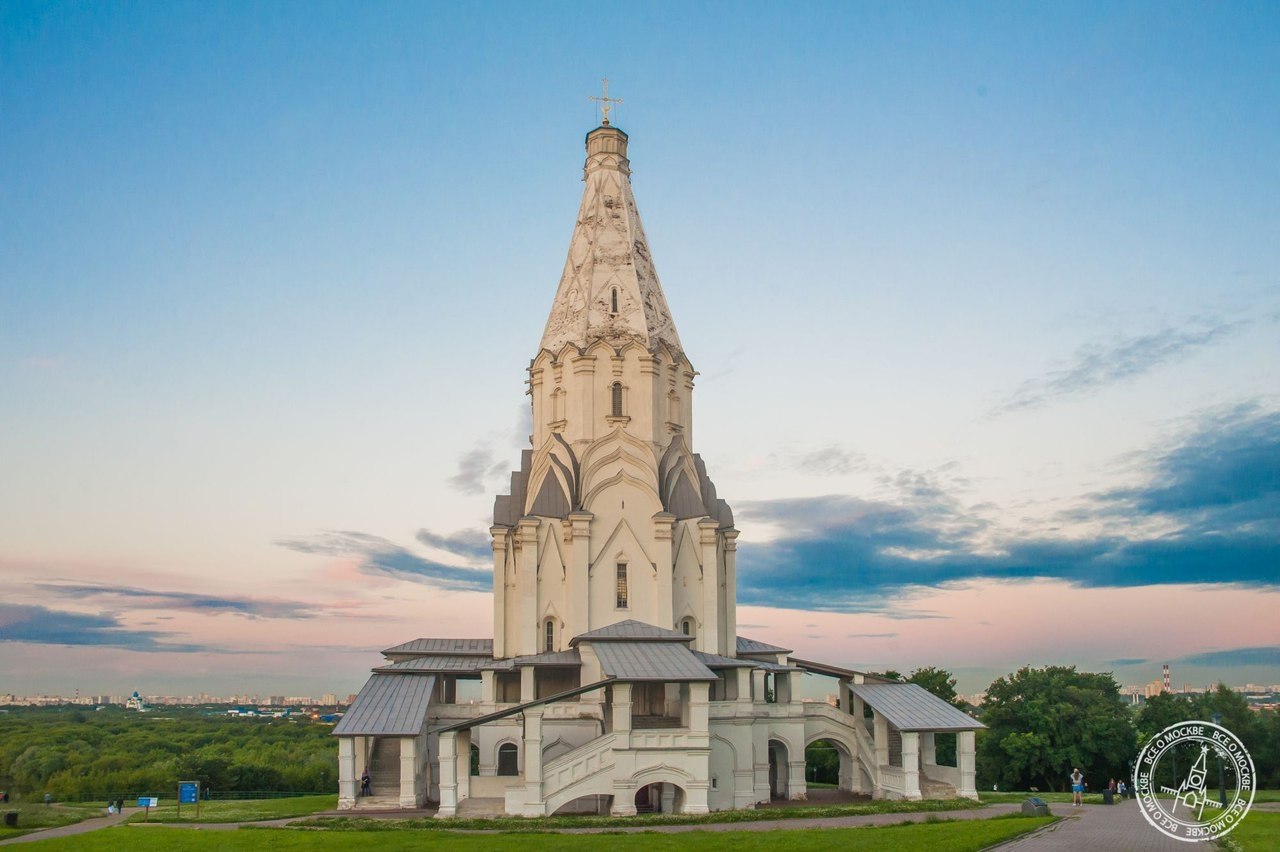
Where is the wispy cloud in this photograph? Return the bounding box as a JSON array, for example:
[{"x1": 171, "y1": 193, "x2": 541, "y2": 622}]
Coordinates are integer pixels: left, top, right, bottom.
[
  {"x1": 416, "y1": 528, "x2": 491, "y2": 561},
  {"x1": 1175, "y1": 646, "x2": 1280, "y2": 667},
  {"x1": 847, "y1": 632, "x2": 899, "y2": 639},
  {"x1": 995, "y1": 321, "x2": 1243, "y2": 415},
  {"x1": 0, "y1": 604, "x2": 214, "y2": 652},
  {"x1": 449, "y1": 445, "x2": 512, "y2": 495},
  {"x1": 736, "y1": 404, "x2": 1280, "y2": 612},
  {"x1": 35, "y1": 583, "x2": 326, "y2": 619},
  {"x1": 1105, "y1": 657, "x2": 1149, "y2": 667},
  {"x1": 276, "y1": 530, "x2": 490, "y2": 592},
  {"x1": 794, "y1": 446, "x2": 866, "y2": 476}
]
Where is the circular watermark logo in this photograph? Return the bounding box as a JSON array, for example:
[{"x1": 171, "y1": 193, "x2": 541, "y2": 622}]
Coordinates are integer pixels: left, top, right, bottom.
[{"x1": 1134, "y1": 720, "x2": 1255, "y2": 843}]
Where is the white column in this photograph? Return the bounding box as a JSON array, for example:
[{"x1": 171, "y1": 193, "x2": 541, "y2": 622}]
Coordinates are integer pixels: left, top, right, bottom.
[
  {"x1": 901, "y1": 731, "x2": 921, "y2": 801},
  {"x1": 456, "y1": 729, "x2": 471, "y2": 804},
  {"x1": 873, "y1": 712, "x2": 889, "y2": 768},
  {"x1": 689, "y1": 681, "x2": 710, "y2": 736},
  {"x1": 920, "y1": 731, "x2": 937, "y2": 768},
  {"x1": 480, "y1": 670, "x2": 495, "y2": 704},
  {"x1": 788, "y1": 756, "x2": 807, "y2": 800},
  {"x1": 436, "y1": 732, "x2": 458, "y2": 818},
  {"x1": 612, "y1": 682, "x2": 633, "y2": 749},
  {"x1": 958, "y1": 730, "x2": 978, "y2": 800},
  {"x1": 660, "y1": 782, "x2": 675, "y2": 814},
  {"x1": 338, "y1": 737, "x2": 357, "y2": 808},
  {"x1": 399, "y1": 736, "x2": 421, "y2": 807},
  {"x1": 522, "y1": 708, "x2": 544, "y2": 816},
  {"x1": 520, "y1": 665, "x2": 536, "y2": 703},
  {"x1": 752, "y1": 719, "x2": 770, "y2": 804}
]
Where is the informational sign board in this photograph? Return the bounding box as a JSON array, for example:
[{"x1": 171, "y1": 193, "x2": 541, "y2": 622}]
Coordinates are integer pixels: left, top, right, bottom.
[
  {"x1": 137, "y1": 797, "x2": 158, "y2": 808},
  {"x1": 177, "y1": 781, "x2": 199, "y2": 818}
]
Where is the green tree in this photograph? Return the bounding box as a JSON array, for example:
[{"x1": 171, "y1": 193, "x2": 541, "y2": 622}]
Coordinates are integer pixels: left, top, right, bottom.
[{"x1": 977, "y1": 665, "x2": 1135, "y2": 792}]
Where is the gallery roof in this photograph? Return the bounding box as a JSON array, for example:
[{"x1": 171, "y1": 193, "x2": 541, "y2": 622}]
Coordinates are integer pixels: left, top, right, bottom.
[
  {"x1": 851, "y1": 683, "x2": 985, "y2": 732},
  {"x1": 569, "y1": 619, "x2": 692, "y2": 646},
  {"x1": 333, "y1": 674, "x2": 435, "y2": 737},
  {"x1": 381, "y1": 638, "x2": 493, "y2": 658},
  {"x1": 593, "y1": 641, "x2": 717, "y2": 682}
]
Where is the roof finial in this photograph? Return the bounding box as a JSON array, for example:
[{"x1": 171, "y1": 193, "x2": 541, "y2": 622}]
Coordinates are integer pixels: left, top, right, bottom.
[{"x1": 588, "y1": 77, "x2": 622, "y2": 126}]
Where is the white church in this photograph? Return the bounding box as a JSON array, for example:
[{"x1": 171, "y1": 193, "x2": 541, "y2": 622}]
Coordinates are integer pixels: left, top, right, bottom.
[{"x1": 334, "y1": 114, "x2": 983, "y2": 816}]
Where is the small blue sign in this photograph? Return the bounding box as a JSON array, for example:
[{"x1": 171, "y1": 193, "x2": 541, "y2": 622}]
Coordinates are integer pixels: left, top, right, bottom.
[
  {"x1": 178, "y1": 782, "x2": 198, "y2": 804},
  {"x1": 137, "y1": 797, "x2": 157, "y2": 808}
]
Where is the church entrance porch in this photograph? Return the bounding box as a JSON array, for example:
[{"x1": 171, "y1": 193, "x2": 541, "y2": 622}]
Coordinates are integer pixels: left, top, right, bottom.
[{"x1": 634, "y1": 782, "x2": 685, "y2": 814}]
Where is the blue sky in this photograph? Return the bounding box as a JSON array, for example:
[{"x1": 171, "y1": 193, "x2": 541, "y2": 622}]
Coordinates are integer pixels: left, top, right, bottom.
[{"x1": 2, "y1": 1, "x2": 1278, "y2": 697}]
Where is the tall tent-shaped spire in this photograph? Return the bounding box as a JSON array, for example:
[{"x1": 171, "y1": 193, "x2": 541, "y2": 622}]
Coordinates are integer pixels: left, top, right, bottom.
[{"x1": 540, "y1": 125, "x2": 683, "y2": 356}]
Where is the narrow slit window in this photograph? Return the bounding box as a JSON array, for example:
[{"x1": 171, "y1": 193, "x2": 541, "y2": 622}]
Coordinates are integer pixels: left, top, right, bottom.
[
  {"x1": 616, "y1": 563, "x2": 628, "y2": 608},
  {"x1": 544, "y1": 619, "x2": 555, "y2": 653},
  {"x1": 610, "y1": 287, "x2": 619, "y2": 314},
  {"x1": 611, "y1": 382, "x2": 624, "y2": 417}
]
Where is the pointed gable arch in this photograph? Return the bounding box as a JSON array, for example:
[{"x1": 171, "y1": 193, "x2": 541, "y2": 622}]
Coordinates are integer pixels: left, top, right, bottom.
[
  {"x1": 537, "y1": 524, "x2": 566, "y2": 578},
  {"x1": 589, "y1": 516, "x2": 654, "y2": 574},
  {"x1": 672, "y1": 521, "x2": 704, "y2": 577}
]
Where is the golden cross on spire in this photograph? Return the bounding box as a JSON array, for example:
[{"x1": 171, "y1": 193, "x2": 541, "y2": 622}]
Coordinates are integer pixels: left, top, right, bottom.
[{"x1": 589, "y1": 77, "x2": 622, "y2": 126}]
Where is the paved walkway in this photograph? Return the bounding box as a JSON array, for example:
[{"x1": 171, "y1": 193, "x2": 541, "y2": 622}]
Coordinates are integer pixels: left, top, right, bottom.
[
  {"x1": 0, "y1": 808, "x2": 139, "y2": 846},
  {"x1": 998, "y1": 803, "x2": 1187, "y2": 851}
]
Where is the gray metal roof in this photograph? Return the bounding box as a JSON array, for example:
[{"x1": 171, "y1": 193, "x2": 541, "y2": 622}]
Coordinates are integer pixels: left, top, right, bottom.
[
  {"x1": 789, "y1": 657, "x2": 896, "y2": 684},
  {"x1": 692, "y1": 650, "x2": 755, "y2": 668},
  {"x1": 483, "y1": 649, "x2": 581, "y2": 670},
  {"x1": 570, "y1": 619, "x2": 691, "y2": 646},
  {"x1": 851, "y1": 683, "x2": 985, "y2": 732},
  {"x1": 332, "y1": 674, "x2": 435, "y2": 736},
  {"x1": 736, "y1": 635, "x2": 793, "y2": 655},
  {"x1": 374, "y1": 656, "x2": 491, "y2": 674},
  {"x1": 382, "y1": 637, "x2": 493, "y2": 657},
  {"x1": 593, "y1": 641, "x2": 716, "y2": 681}
]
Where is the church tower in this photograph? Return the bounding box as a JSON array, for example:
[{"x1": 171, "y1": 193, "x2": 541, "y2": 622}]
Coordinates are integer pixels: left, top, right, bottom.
[{"x1": 490, "y1": 121, "x2": 739, "y2": 658}]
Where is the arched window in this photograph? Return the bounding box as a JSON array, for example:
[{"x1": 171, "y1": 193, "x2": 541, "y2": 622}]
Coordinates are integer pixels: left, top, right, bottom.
[
  {"x1": 470, "y1": 744, "x2": 480, "y2": 776},
  {"x1": 615, "y1": 563, "x2": 629, "y2": 609},
  {"x1": 611, "y1": 382, "x2": 624, "y2": 417},
  {"x1": 544, "y1": 618, "x2": 555, "y2": 653},
  {"x1": 682, "y1": 618, "x2": 694, "y2": 637},
  {"x1": 551, "y1": 387, "x2": 564, "y2": 422},
  {"x1": 610, "y1": 287, "x2": 619, "y2": 314},
  {"x1": 668, "y1": 390, "x2": 679, "y2": 424},
  {"x1": 497, "y1": 743, "x2": 519, "y2": 776}
]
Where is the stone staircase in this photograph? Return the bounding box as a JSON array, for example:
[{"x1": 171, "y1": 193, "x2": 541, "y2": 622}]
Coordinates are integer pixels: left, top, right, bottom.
[
  {"x1": 367, "y1": 737, "x2": 401, "y2": 797},
  {"x1": 921, "y1": 775, "x2": 958, "y2": 800}
]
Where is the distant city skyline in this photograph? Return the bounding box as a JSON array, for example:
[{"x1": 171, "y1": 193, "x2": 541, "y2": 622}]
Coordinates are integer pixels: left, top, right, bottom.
[{"x1": 2, "y1": 3, "x2": 1277, "y2": 697}]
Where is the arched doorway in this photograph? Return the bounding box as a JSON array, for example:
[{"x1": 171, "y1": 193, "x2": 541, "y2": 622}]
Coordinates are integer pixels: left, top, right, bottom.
[
  {"x1": 634, "y1": 782, "x2": 686, "y2": 814},
  {"x1": 768, "y1": 739, "x2": 789, "y2": 800}
]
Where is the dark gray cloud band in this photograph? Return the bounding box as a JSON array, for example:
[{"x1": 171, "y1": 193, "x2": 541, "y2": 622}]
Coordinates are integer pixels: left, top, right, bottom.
[
  {"x1": 276, "y1": 529, "x2": 490, "y2": 592},
  {"x1": 737, "y1": 404, "x2": 1280, "y2": 612}
]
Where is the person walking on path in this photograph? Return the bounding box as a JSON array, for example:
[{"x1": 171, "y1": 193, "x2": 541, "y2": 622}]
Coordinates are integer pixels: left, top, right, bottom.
[{"x1": 1070, "y1": 767, "x2": 1085, "y2": 807}]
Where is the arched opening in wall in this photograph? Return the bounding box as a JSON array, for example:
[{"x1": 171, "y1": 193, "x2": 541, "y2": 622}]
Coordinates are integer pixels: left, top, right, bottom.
[
  {"x1": 681, "y1": 617, "x2": 695, "y2": 637},
  {"x1": 544, "y1": 618, "x2": 556, "y2": 653},
  {"x1": 497, "y1": 743, "x2": 519, "y2": 777},
  {"x1": 469, "y1": 744, "x2": 480, "y2": 777},
  {"x1": 610, "y1": 287, "x2": 619, "y2": 315},
  {"x1": 610, "y1": 382, "x2": 624, "y2": 417},
  {"x1": 551, "y1": 387, "x2": 565, "y2": 423},
  {"x1": 634, "y1": 782, "x2": 686, "y2": 815},
  {"x1": 551, "y1": 794, "x2": 612, "y2": 816},
  {"x1": 805, "y1": 738, "x2": 858, "y2": 799},
  {"x1": 768, "y1": 739, "x2": 790, "y2": 800},
  {"x1": 668, "y1": 390, "x2": 679, "y2": 424},
  {"x1": 615, "y1": 562, "x2": 629, "y2": 609}
]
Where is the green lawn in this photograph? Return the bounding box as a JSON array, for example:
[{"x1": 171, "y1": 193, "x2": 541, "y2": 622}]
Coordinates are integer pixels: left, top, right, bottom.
[
  {"x1": 0, "y1": 803, "x2": 98, "y2": 840},
  {"x1": 125, "y1": 795, "x2": 337, "y2": 823},
  {"x1": 979, "y1": 790, "x2": 1106, "y2": 805},
  {"x1": 23, "y1": 815, "x2": 1056, "y2": 850},
  {"x1": 295, "y1": 797, "x2": 983, "y2": 832},
  {"x1": 1224, "y1": 811, "x2": 1280, "y2": 851}
]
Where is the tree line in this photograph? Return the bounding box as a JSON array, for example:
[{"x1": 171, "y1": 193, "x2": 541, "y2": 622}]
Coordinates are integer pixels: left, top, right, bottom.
[
  {"x1": 901, "y1": 665, "x2": 1280, "y2": 792},
  {"x1": 0, "y1": 706, "x2": 336, "y2": 801}
]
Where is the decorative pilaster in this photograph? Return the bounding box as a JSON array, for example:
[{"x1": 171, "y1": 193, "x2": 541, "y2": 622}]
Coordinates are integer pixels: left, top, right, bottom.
[
  {"x1": 516, "y1": 517, "x2": 540, "y2": 655},
  {"x1": 567, "y1": 511, "x2": 593, "y2": 639},
  {"x1": 338, "y1": 737, "x2": 356, "y2": 808},
  {"x1": 697, "y1": 518, "x2": 721, "y2": 654},
  {"x1": 490, "y1": 526, "x2": 509, "y2": 658},
  {"x1": 653, "y1": 512, "x2": 675, "y2": 633},
  {"x1": 522, "y1": 709, "x2": 545, "y2": 814},
  {"x1": 721, "y1": 529, "x2": 738, "y2": 653}
]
